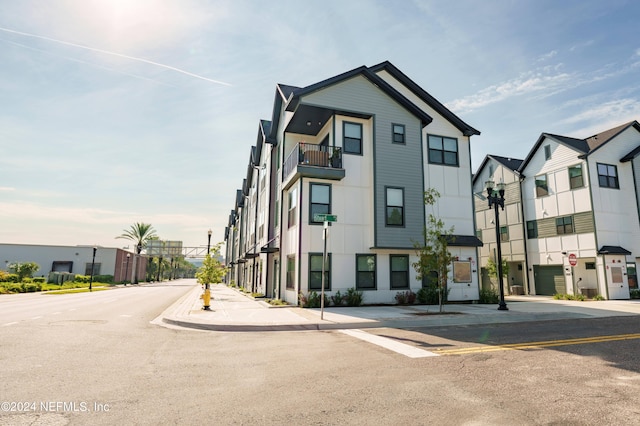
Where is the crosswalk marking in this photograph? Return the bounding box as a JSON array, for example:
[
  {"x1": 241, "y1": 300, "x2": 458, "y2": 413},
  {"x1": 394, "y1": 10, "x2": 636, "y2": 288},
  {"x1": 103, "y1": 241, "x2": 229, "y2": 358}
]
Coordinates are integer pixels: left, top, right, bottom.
[{"x1": 340, "y1": 329, "x2": 439, "y2": 358}]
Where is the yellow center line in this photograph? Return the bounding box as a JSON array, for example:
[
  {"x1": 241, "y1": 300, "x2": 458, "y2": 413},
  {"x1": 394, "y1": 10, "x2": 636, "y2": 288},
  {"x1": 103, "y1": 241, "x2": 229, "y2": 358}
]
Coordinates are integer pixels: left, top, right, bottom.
[{"x1": 434, "y1": 333, "x2": 640, "y2": 355}]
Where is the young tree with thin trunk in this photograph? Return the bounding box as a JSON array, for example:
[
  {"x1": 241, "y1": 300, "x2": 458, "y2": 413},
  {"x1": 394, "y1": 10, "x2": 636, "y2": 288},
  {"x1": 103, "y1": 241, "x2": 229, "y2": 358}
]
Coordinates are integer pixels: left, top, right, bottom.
[{"x1": 413, "y1": 188, "x2": 455, "y2": 313}]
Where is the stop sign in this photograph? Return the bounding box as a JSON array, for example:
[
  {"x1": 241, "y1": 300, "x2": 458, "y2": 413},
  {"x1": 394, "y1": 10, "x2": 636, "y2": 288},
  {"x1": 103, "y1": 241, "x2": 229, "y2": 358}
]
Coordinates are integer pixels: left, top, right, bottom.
[{"x1": 569, "y1": 253, "x2": 577, "y2": 266}]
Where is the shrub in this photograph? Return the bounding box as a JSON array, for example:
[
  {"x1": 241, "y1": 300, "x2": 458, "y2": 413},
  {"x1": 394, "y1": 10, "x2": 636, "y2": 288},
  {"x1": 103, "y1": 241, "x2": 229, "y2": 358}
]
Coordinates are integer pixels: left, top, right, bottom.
[
  {"x1": 299, "y1": 291, "x2": 322, "y2": 308},
  {"x1": 22, "y1": 283, "x2": 38, "y2": 293},
  {"x1": 417, "y1": 285, "x2": 449, "y2": 305},
  {"x1": 5, "y1": 274, "x2": 19, "y2": 283},
  {"x1": 479, "y1": 288, "x2": 499, "y2": 304},
  {"x1": 32, "y1": 277, "x2": 46, "y2": 284},
  {"x1": 74, "y1": 275, "x2": 90, "y2": 283},
  {"x1": 0, "y1": 270, "x2": 10, "y2": 282},
  {"x1": 574, "y1": 293, "x2": 586, "y2": 301},
  {"x1": 345, "y1": 288, "x2": 364, "y2": 307},
  {"x1": 395, "y1": 290, "x2": 416, "y2": 305},
  {"x1": 593, "y1": 294, "x2": 605, "y2": 301},
  {"x1": 553, "y1": 293, "x2": 564, "y2": 300},
  {"x1": 330, "y1": 291, "x2": 345, "y2": 306},
  {"x1": 630, "y1": 289, "x2": 640, "y2": 299}
]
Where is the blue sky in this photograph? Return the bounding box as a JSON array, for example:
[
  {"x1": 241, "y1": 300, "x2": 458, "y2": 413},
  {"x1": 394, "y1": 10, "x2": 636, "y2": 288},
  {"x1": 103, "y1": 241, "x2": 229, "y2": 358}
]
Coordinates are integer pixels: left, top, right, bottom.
[{"x1": 1, "y1": 0, "x2": 639, "y2": 251}]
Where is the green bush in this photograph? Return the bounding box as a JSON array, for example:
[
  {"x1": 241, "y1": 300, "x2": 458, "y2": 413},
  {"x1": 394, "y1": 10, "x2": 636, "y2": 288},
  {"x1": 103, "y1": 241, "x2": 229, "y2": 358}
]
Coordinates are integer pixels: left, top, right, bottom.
[
  {"x1": 0, "y1": 270, "x2": 10, "y2": 282},
  {"x1": 74, "y1": 275, "x2": 90, "y2": 283},
  {"x1": 22, "y1": 283, "x2": 38, "y2": 293},
  {"x1": 330, "y1": 291, "x2": 345, "y2": 306},
  {"x1": 479, "y1": 288, "x2": 499, "y2": 304},
  {"x1": 32, "y1": 277, "x2": 46, "y2": 284},
  {"x1": 5, "y1": 274, "x2": 19, "y2": 283},
  {"x1": 395, "y1": 290, "x2": 416, "y2": 305},
  {"x1": 345, "y1": 288, "x2": 364, "y2": 307},
  {"x1": 417, "y1": 285, "x2": 449, "y2": 305},
  {"x1": 593, "y1": 294, "x2": 605, "y2": 301},
  {"x1": 630, "y1": 289, "x2": 640, "y2": 299},
  {"x1": 1, "y1": 283, "x2": 24, "y2": 293}
]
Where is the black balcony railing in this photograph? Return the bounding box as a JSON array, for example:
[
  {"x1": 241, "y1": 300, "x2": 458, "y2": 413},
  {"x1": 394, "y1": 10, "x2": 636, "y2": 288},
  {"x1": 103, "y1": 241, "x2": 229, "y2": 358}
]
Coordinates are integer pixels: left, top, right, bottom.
[{"x1": 283, "y1": 143, "x2": 342, "y2": 180}]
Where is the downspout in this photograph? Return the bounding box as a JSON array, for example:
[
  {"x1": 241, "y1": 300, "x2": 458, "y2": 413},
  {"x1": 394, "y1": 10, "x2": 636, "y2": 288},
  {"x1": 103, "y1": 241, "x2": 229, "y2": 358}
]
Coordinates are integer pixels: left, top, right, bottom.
[
  {"x1": 297, "y1": 177, "x2": 304, "y2": 303},
  {"x1": 253, "y1": 173, "x2": 259, "y2": 294}
]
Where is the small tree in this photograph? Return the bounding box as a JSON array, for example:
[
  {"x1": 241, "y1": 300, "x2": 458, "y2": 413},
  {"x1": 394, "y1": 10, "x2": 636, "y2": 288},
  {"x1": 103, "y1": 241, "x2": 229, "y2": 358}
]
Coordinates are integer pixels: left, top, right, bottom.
[
  {"x1": 486, "y1": 257, "x2": 509, "y2": 292},
  {"x1": 413, "y1": 189, "x2": 455, "y2": 313},
  {"x1": 8, "y1": 262, "x2": 40, "y2": 282},
  {"x1": 196, "y1": 243, "x2": 226, "y2": 286}
]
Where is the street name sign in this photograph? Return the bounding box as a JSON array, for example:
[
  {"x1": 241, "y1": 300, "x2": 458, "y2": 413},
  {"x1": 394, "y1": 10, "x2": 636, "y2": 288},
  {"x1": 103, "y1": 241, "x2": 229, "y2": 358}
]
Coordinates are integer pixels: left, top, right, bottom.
[{"x1": 314, "y1": 214, "x2": 337, "y2": 222}]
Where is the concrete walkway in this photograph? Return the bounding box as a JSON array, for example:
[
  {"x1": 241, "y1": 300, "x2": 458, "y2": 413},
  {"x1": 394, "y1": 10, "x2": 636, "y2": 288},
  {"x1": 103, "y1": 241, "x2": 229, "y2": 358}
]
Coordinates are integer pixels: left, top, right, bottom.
[{"x1": 157, "y1": 283, "x2": 640, "y2": 332}]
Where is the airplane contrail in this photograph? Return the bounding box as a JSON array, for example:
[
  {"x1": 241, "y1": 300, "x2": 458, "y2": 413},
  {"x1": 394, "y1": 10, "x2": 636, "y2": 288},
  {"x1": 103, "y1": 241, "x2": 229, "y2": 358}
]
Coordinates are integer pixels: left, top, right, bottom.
[
  {"x1": 1, "y1": 39, "x2": 178, "y2": 87},
  {"x1": 0, "y1": 26, "x2": 232, "y2": 86}
]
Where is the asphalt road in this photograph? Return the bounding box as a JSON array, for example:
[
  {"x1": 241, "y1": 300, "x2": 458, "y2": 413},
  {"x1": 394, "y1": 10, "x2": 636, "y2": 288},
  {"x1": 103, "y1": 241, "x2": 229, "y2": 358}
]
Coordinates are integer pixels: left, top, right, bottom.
[{"x1": 1, "y1": 279, "x2": 640, "y2": 425}]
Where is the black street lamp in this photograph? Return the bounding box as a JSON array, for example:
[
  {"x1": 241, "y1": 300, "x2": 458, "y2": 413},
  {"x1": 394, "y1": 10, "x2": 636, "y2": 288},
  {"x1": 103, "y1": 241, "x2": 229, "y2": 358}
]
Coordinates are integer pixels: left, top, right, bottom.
[
  {"x1": 89, "y1": 247, "x2": 97, "y2": 292},
  {"x1": 207, "y1": 229, "x2": 212, "y2": 254},
  {"x1": 485, "y1": 180, "x2": 508, "y2": 311},
  {"x1": 125, "y1": 253, "x2": 131, "y2": 283}
]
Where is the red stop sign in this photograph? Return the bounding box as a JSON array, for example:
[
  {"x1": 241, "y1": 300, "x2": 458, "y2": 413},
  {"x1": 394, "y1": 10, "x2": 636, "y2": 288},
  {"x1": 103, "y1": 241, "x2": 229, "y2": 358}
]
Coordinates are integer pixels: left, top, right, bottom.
[{"x1": 569, "y1": 253, "x2": 577, "y2": 266}]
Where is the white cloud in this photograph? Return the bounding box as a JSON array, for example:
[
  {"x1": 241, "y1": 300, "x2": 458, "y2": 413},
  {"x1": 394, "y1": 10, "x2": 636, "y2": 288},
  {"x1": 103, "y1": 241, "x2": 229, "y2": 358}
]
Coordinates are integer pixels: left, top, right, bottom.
[
  {"x1": 447, "y1": 70, "x2": 573, "y2": 113},
  {"x1": 0, "y1": 187, "x2": 15, "y2": 191},
  {"x1": 537, "y1": 50, "x2": 558, "y2": 62}
]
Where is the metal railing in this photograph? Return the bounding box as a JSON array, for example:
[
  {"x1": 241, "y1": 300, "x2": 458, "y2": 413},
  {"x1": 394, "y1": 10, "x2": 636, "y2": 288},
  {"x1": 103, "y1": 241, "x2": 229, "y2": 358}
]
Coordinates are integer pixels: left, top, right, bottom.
[{"x1": 283, "y1": 142, "x2": 342, "y2": 180}]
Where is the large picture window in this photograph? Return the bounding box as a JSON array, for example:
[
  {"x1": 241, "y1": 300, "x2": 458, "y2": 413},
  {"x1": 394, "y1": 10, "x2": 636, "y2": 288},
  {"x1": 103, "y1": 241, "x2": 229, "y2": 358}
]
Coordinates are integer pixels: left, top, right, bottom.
[
  {"x1": 569, "y1": 164, "x2": 584, "y2": 189},
  {"x1": 310, "y1": 183, "x2": 331, "y2": 224},
  {"x1": 390, "y1": 255, "x2": 409, "y2": 289},
  {"x1": 597, "y1": 163, "x2": 619, "y2": 189},
  {"x1": 526, "y1": 221, "x2": 538, "y2": 239},
  {"x1": 428, "y1": 135, "x2": 458, "y2": 166},
  {"x1": 386, "y1": 187, "x2": 404, "y2": 226},
  {"x1": 356, "y1": 254, "x2": 376, "y2": 289},
  {"x1": 309, "y1": 253, "x2": 331, "y2": 291},
  {"x1": 343, "y1": 122, "x2": 362, "y2": 155}
]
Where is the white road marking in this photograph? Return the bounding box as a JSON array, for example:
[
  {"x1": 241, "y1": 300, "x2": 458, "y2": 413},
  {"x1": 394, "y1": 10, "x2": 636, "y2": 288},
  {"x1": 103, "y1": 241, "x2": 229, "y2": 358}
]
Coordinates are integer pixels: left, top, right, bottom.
[
  {"x1": 120, "y1": 314, "x2": 132, "y2": 318},
  {"x1": 30, "y1": 316, "x2": 43, "y2": 320},
  {"x1": 340, "y1": 329, "x2": 439, "y2": 358},
  {"x1": 3, "y1": 322, "x2": 18, "y2": 326},
  {"x1": 52, "y1": 312, "x2": 61, "y2": 315}
]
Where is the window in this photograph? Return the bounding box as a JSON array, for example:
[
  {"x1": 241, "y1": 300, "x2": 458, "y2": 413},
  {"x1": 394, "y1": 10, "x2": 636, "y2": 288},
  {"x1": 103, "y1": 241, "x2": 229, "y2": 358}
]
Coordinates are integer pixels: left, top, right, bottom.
[
  {"x1": 453, "y1": 261, "x2": 472, "y2": 283},
  {"x1": 526, "y1": 220, "x2": 538, "y2": 239},
  {"x1": 544, "y1": 145, "x2": 551, "y2": 160},
  {"x1": 288, "y1": 188, "x2": 297, "y2": 227},
  {"x1": 597, "y1": 163, "x2": 619, "y2": 189},
  {"x1": 535, "y1": 174, "x2": 548, "y2": 197},
  {"x1": 286, "y1": 255, "x2": 295, "y2": 290},
  {"x1": 428, "y1": 135, "x2": 458, "y2": 166},
  {"x1": 275, "y1": 199, "x2": 279, "y2": 227},
  {"x1": 343, "y1": 122, "x2": 362, "y2": 155},
  {"x1": 356, "y1": 254, "x2": 376, "y2": 289},
  {"x1": 569, "y1": 164, "x2": 584, "y2": 189},
  {"x1": 310, "y1": 183, "x2": 331, "y2": 224},
  {"x1": 500, "y1": 226, "x2": 509, "y2": 242},
  {"x1": 309, "y1": 253, "x2": 331, "y2": 291},
  {"x1": 476, "y1": 229, "x2": 482, "y2": 239},
  {"x1": 392, "y1": 124, "x2": 405, "y2": 144},
  {"x1": 585, "y1": 262, "x2": 596, "y2": 270},
  {"x1": 85, "y1": 263, "x2": 101, "y2": 275},
  {"x1": 386, "y1": 187, "x2": 404, "y2": 226},
  {"x1": 390, "y1": 255, "x2": 409, "y2": 289},
  {"x1": 556, "y1": 216, "x2": 573, "y2": 234}
]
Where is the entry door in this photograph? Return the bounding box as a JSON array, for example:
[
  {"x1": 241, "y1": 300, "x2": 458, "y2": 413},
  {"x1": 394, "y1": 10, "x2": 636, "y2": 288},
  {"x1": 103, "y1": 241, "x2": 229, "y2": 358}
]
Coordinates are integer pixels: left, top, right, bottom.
[{"x1": 608, "y1": 263, "x2": 630, "y2": 300}]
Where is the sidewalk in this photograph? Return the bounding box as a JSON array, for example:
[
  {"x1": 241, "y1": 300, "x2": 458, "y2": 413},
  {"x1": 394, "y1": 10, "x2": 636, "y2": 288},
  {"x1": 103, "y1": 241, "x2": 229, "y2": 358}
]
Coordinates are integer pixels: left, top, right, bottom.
[{"x1": 158, "y1": 283, "x2": 640, "y2": 332}]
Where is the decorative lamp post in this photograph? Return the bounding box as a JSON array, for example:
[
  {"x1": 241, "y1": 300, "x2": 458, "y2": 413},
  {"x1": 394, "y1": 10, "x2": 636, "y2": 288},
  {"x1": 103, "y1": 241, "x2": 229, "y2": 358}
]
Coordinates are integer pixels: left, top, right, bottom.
[
  {"x1": 207, "y1": 229, "x2": 212, "y2": 254},
  {"x1": 89, "y1": 247, "x2": 97, "y2": 292},
  {"x1": 485, "y1": 180, "x2": 508, "y2": 311},
  {"x1": 125, "y1": 253, "x2": 131, "y2": 283}
]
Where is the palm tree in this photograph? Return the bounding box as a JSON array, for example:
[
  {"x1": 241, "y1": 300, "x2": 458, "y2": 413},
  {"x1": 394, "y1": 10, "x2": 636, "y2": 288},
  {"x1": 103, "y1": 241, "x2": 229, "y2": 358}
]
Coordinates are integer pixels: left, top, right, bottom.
[{"x1": 116, "y1": 223, "x2": 158, "y2": 283}]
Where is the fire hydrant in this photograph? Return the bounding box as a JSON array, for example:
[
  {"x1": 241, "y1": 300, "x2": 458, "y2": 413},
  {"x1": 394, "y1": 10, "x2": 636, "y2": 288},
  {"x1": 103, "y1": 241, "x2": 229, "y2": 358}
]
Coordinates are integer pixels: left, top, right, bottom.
[{"x1": 202, "y1": 284, "x2": 211, "y2": 310}]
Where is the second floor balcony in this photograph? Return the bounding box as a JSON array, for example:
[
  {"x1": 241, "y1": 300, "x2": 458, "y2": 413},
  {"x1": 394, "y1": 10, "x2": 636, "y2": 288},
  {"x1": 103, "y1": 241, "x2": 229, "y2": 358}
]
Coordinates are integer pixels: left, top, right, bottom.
[{"x1": 282, "y1": 142, "x2": 345, "y2": 189}]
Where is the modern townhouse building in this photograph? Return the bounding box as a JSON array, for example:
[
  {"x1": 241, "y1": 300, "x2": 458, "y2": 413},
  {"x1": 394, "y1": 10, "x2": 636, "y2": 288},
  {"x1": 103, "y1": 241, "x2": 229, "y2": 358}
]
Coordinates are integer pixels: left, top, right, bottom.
[
  {"x1": 472, "y1": 155, "x2": 528, "y2": 295},
  {"x1": 519, "y1": 121, "x2": 640, "y2": 299},
  {"x1": 225, "y1": 62, "x2": 482, "y2": 305}
]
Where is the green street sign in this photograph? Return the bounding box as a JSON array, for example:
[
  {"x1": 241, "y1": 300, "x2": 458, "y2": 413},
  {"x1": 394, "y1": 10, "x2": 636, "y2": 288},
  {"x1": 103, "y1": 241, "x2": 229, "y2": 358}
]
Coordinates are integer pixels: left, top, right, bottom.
[{"x1": 314, "y1": 214, "x2": 337, "y2": 222}]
